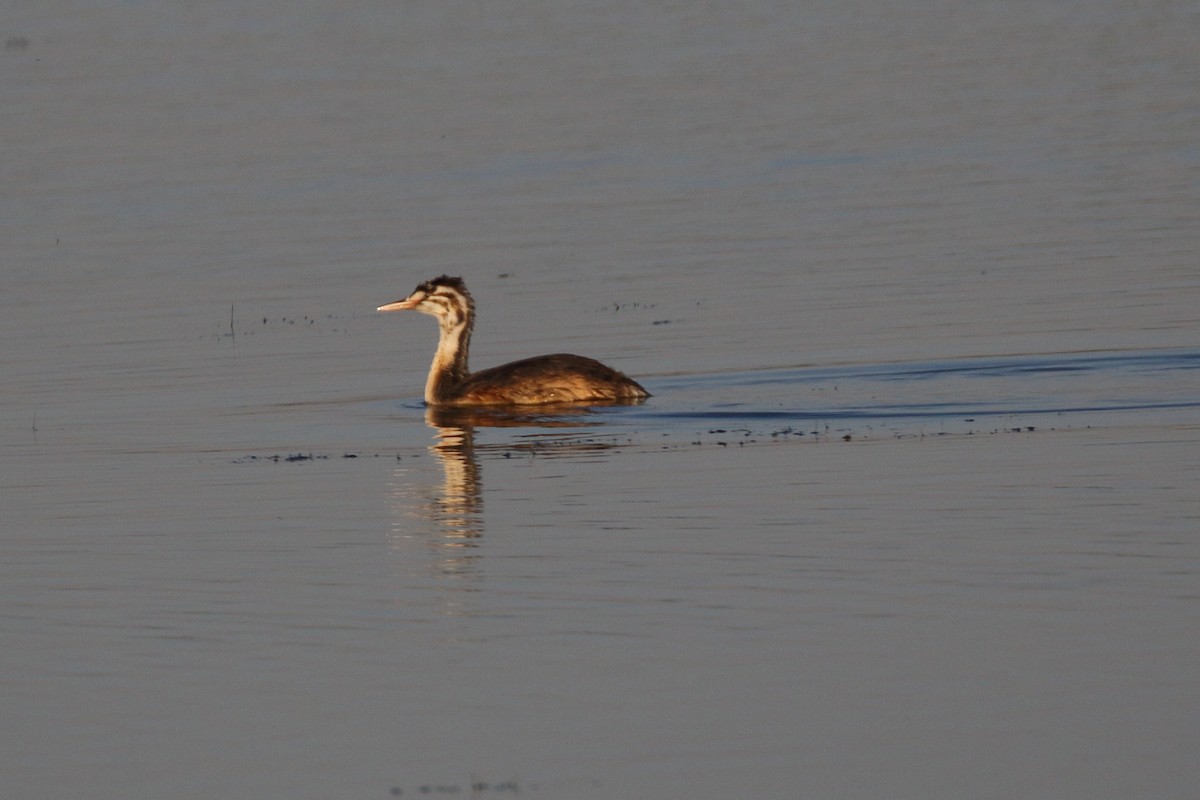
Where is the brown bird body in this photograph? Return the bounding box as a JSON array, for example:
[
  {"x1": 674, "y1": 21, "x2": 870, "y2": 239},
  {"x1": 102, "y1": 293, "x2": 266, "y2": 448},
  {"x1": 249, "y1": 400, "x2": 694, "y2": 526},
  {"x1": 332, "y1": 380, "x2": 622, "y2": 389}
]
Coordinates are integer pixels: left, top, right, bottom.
[{"x1": 377, "y1": 276, "x2": 649, "y2": 407}]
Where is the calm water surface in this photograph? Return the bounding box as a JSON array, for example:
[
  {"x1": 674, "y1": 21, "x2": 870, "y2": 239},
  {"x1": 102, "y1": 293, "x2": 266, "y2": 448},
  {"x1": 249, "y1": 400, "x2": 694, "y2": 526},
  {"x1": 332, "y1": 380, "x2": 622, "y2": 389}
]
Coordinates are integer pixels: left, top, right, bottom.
[{"x1": 3, "y1": 2, "x2": 1199, "y2": 799}]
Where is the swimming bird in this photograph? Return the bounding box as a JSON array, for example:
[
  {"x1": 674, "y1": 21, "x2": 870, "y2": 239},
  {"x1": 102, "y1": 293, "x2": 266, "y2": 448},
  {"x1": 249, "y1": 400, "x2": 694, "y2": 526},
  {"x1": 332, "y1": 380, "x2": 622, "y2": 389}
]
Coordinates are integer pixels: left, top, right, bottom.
[{"x1": 377, "y1": 276, "x2": 650, "y2": 407}]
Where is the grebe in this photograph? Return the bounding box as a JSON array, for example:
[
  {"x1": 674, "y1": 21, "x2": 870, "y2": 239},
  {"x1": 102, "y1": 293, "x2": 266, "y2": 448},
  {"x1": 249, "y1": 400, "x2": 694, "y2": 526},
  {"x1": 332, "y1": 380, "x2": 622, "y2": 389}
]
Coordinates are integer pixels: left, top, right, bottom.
[{"x1": 377, "y1": 276, "x2": 650, "y2": 407}]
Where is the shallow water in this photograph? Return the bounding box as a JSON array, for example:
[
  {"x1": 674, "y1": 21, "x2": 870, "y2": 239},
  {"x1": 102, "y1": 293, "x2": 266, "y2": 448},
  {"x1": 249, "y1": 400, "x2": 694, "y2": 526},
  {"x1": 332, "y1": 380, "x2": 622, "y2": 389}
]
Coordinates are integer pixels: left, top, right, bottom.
[{"x1": 4, "y1": 2, "x2": 1200, "y2": 799}]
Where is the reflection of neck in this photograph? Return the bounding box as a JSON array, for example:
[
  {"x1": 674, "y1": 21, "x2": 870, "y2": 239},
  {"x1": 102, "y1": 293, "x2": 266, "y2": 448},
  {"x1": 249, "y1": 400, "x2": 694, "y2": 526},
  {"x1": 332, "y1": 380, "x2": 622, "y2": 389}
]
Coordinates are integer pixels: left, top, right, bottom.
[
  {"x1": 430, "y1": 419, "x2": 482, "y2": 539},
  {"x1": 427, "y1": 315, "x2": 473, "y2": 404}
]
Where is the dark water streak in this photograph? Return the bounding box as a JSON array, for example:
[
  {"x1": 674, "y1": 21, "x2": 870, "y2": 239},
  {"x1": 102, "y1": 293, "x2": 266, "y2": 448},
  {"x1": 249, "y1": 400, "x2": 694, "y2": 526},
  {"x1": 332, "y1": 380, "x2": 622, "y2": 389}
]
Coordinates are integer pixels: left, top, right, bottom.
[{"x1": 630, "y1": 347, "x2": 1200, "y2": 429}]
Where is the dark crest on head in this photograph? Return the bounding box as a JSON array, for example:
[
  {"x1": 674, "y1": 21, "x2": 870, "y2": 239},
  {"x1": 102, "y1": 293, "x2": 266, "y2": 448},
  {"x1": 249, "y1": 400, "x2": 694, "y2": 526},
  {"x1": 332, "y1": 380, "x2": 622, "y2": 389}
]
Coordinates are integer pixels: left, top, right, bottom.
[{"x1": 417, "y1": 275, "x2": 468, "y2": 296}]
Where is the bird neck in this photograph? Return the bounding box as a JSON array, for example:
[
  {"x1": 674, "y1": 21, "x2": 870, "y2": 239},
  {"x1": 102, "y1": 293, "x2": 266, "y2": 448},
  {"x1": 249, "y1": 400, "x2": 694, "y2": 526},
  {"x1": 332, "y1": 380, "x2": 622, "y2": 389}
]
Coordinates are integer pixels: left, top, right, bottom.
[{"x1": 426, "y1": 313, "x2": 473, "y2": 404}]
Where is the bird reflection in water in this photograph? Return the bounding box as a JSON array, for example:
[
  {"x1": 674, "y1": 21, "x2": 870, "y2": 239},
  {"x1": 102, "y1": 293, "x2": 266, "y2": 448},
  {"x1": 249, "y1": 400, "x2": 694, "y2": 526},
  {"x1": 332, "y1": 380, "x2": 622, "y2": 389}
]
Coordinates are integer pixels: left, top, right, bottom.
[
  {"x1": 388, "y1": 401, "x2": 644, "y2": 587},
  {"x1": 421, "y1": 402, "x2": 642, "y2": 529}
]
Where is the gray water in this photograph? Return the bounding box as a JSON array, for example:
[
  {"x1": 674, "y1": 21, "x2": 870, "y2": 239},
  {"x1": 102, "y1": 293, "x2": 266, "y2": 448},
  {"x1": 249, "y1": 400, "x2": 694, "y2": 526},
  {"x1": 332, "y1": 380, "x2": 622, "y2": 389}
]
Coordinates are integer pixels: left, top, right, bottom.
[{"x1": 3, "y1": 3, "x2": 1199, "y2": 798}]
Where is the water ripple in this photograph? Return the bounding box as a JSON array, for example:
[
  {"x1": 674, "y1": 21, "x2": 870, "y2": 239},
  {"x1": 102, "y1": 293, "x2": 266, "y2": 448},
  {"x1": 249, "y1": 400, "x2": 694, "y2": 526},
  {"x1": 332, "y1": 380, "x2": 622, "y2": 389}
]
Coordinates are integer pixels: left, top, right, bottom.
[{"x1": 636, "y1": 348, "x2": 1200, "y2": 432}]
